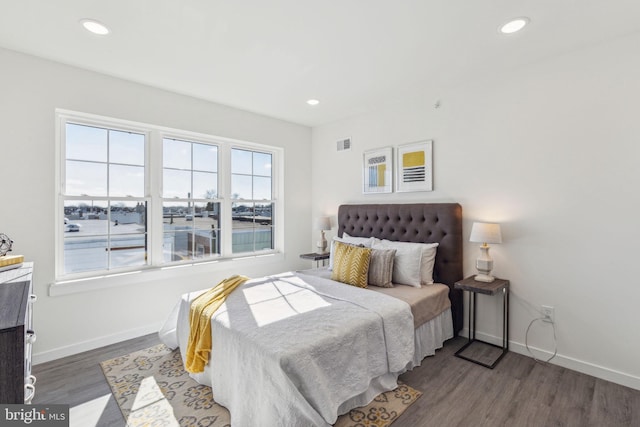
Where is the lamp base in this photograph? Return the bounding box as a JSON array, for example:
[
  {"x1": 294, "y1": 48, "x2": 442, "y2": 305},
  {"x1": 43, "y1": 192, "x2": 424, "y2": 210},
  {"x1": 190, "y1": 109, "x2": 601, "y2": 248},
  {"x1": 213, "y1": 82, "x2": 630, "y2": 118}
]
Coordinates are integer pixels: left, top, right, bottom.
[
  {"x1": 475, "y1": 245, "x2": 495, "y2": 283},
  {"x1": 317, "y1": 232, "x2": 327, "y2": 253},
  {"x1": 474, "y1": 274, "x2": 495, "y2": 283}
]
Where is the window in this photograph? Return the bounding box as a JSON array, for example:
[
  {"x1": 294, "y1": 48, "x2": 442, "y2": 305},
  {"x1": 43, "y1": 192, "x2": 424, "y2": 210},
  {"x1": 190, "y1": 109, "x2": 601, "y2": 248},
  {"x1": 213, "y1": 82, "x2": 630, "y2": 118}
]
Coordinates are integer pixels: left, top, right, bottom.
[
  {"x1": 56, "y1": 111, "x2": 281, "y2": 281},
  {"x1": 231, "y1": 148, "x2": 274, "y2": 253},
  {"x1": 62, "y1": 122, "x2": 148, "y2": 275},
  {"x1": 163, "y1": 138, "x2": 220, "y2": 261}
]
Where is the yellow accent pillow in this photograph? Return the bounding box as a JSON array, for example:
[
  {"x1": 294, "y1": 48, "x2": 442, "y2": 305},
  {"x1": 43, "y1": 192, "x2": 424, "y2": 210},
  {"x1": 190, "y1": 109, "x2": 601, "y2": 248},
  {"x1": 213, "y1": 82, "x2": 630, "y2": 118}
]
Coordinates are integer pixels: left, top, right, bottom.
[{"x1": 331, "y1": 241, "x2": 372, "y2": 288}]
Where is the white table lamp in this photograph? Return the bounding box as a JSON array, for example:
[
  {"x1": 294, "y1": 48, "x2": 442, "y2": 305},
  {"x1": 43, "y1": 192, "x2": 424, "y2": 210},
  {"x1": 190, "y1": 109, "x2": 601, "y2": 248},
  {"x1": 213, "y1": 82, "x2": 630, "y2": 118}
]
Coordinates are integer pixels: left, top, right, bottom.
[
  {"x1": 469, "y1": 222, "x2": 502, "y2": 282},
  {"x1": 316, "y1": 216, "x2": 331, "y2": 253}
]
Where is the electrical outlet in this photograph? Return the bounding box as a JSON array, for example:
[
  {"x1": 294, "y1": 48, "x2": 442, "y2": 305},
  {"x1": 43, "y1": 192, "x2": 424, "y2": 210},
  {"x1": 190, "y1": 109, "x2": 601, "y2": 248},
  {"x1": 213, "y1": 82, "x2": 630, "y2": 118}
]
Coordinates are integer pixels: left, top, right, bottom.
[{"x1": 541, "y1": 305, "x2": 554, "y2": 323}]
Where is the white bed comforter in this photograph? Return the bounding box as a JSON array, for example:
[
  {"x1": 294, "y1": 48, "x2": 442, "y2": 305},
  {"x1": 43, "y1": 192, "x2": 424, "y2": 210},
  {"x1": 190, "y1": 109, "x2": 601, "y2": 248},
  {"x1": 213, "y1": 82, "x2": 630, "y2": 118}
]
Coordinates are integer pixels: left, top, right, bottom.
[{"x1": 159, "y1": 271, "x2": 415, "y2": 426}]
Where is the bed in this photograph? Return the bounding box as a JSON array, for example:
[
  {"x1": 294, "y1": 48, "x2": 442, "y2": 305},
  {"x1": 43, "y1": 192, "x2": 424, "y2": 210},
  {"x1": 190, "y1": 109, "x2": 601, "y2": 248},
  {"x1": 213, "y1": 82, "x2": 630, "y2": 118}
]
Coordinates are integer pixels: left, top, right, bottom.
[{"x1": 159, "y1": 203, "x2": 462, "y2": 426}]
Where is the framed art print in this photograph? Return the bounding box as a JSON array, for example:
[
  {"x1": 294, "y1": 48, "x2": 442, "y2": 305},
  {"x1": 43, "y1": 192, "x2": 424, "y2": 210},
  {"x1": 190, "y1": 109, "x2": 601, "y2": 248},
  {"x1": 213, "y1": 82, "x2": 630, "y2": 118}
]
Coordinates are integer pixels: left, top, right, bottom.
[
  {"x1": 363, "y1": 147, "x2": 393, "y2": 194},
  {"x1": 396, "y1": 140, "x2": 433, "y2": 192}
]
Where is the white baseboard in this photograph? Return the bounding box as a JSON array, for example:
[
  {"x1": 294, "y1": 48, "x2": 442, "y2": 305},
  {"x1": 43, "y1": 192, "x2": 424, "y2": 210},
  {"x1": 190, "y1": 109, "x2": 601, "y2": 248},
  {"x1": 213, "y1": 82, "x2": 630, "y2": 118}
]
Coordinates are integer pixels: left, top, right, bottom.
[
  {"x1": 32, "y1": 323, "x2": 162, "y2": 365},
  {"x1": 460, "y1": 328, "x2": 640, "y2": 391}
]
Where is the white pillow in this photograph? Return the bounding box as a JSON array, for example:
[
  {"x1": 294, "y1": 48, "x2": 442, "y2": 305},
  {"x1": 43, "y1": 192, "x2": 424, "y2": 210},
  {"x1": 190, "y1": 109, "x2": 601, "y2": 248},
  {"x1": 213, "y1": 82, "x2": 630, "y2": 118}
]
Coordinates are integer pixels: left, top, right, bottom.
[
  {"x1": 342, "y1": 232, "x2": 378, "y2": 247},
  {"x1": 372, "y1": 240, "x2": 423, "y2": 287},
  {"x1": 372, "y1": 240, "x2": 439, "y2": 287},
  {"x1": 419, "y1": 243, "x2": 438, "y2": 285},
  {"x1": 394, "y1": 240, "x2": 438, "y2": 285}
]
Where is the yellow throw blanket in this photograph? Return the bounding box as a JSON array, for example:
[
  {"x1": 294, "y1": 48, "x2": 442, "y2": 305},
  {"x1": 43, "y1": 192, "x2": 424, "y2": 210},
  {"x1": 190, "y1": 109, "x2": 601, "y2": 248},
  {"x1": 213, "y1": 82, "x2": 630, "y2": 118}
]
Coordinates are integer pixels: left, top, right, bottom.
[{"x1": 185, "y1": 275, "x2": 249, "y2": 373}]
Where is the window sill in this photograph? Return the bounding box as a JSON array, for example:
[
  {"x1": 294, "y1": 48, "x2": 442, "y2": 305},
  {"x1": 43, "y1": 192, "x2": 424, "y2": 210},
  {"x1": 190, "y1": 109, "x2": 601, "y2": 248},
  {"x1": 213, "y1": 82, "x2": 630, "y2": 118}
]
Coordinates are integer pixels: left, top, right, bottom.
[{"x1": 49, "y1": 252, "x2": 285, "y2": 296}]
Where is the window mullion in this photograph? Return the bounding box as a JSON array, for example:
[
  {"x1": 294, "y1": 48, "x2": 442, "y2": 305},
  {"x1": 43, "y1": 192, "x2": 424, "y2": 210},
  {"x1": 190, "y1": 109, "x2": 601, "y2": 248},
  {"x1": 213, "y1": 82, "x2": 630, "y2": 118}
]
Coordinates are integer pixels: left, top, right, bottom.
[
  {"x1": 190, "y1": 142, "x2": 195, "y2": 256},
  {"x1": 106, "y1": 130, "x2": 111, "y2": 269},
  {"x1": 149, "y1": 130, "x2": 164, "y2": 266},
  {"x1": 220, "y1": 144, "x2": 233, "y2": 257},
  {"x1": 56, "y1": 118, "x2": 66, "y2": 278}
]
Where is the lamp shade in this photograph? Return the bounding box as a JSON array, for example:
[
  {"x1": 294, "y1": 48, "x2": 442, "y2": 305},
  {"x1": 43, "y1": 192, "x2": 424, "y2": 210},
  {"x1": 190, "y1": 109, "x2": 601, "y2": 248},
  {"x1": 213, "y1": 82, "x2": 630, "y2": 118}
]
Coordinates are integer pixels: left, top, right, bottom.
[
  {"x1": 316, "y1": 216, "x2": 331, "y2": 231},
  {"x1": 469, "y1": 222, "x2": 502, "y2": 244}
]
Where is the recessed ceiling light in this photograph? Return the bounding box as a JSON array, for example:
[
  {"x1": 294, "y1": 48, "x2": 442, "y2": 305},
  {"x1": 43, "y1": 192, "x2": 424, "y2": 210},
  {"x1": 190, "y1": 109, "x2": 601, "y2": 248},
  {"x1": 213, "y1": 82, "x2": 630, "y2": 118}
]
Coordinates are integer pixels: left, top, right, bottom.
[
  {"x1": 499, "y1": 17, "x2": 530, "y2": 34},
  {"x1": 306, "y1": 99, "x2": 320, "y2": 106},
  {"x1": 80, "y1": 19, "x2": 110, "y2": 35}
]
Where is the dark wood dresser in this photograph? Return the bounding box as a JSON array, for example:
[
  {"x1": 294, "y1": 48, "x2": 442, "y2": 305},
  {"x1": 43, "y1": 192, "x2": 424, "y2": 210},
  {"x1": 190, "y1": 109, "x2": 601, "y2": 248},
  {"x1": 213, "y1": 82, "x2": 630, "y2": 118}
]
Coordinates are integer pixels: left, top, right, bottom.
[{"x1": 0, "y1": 262, "x2": 36, "y2": 404}]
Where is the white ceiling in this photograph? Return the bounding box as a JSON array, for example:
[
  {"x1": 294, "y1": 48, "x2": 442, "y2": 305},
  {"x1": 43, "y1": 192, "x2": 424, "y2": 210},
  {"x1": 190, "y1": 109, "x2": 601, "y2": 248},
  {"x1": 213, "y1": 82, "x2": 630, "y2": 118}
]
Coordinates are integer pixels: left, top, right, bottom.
[{"x1": 1, "y1": 1, "x2": 640, "y2": 127}]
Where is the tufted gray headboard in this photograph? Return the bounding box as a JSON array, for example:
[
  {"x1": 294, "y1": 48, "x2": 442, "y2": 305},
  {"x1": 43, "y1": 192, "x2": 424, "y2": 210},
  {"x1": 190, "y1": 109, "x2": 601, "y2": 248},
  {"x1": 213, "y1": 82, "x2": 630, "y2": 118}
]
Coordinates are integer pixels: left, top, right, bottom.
[{"x1": 337, "y1": 203, "x2": 463, "y2": 335}]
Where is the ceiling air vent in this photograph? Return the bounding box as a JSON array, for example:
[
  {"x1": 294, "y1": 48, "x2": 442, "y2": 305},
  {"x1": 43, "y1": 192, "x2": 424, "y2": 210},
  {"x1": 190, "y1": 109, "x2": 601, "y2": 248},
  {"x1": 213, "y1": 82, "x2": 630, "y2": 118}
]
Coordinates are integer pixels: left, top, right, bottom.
[{"x1": 336, "y1": 137, "x2": 352, "y2": 151}]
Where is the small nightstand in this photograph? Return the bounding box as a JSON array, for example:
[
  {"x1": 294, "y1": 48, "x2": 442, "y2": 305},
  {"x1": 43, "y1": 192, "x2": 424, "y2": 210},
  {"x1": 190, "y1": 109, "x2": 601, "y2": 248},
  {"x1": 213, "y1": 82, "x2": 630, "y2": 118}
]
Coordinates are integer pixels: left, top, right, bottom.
[
  {"x1": 299, "y1": 252, "x2": 330, "y2": 268},
  {"x1": 454, "y1": 276, "x2": 510, "y2": 369}
]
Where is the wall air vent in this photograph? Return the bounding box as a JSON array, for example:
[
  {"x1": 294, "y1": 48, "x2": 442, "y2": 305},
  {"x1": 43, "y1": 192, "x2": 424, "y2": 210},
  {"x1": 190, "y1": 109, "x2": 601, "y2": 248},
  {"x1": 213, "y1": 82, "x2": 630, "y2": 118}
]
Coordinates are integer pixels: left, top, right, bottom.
[{"x1": 336, "y1": 137, "x2": 352, "y2": 151}]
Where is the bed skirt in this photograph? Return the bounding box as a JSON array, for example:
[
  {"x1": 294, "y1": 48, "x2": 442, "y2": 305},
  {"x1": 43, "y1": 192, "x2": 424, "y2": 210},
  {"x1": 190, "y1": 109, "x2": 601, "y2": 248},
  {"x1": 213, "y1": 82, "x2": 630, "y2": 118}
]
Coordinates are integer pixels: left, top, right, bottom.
[
  {"x1": 332, "y1": 307, "x2": 453, "y2": 418},
  {"x1": 407, "y1": 307, "x2": 453, "y2": 370}
]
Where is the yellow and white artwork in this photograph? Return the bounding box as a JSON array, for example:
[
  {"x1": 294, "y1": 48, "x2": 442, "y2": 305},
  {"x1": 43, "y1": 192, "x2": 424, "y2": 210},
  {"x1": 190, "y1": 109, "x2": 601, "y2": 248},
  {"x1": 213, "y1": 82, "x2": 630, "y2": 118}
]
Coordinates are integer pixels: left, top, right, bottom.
[{"x1": 396, "y1": 140, "x2": 433, "y2": 192}]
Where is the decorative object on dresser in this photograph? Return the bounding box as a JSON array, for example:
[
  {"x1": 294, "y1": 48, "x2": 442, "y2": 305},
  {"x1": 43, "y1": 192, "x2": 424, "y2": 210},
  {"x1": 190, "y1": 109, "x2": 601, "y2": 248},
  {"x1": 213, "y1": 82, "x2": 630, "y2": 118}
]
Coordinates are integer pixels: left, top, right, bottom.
[
  {"x1": 0, "y1": 233, "x2": 24, "y2": 273},
  {"x1": 315, "y1": 216, "x2": 331, "y2": 253},
  {"x1": 0, "y1": 233, "x2": 13, "y2": 256},
  {"x1": 0, "y1": 262, "x2": 36, "y2": 403},
  {"x1": 469, "y1": 221, "x2": 502, "y2": 282},
  {"x1": 0, "y1": 255, "x2": 24, "y2": 273}
]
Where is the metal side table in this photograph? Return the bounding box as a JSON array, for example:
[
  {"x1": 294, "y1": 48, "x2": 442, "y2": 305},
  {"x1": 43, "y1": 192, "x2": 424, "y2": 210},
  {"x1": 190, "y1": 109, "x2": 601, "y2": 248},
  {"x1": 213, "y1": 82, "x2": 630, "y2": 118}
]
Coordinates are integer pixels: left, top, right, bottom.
[
  {"x1": 299, "y1": 252, "x2": 330, "y2": 268},
  {"x1": 454, "y1": 276, "x2": 510, "y2": 369}
]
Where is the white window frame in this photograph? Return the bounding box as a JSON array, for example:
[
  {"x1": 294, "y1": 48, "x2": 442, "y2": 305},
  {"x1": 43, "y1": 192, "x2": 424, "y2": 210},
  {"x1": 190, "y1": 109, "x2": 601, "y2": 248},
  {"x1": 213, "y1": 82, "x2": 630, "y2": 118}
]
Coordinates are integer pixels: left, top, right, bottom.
[
  {"x1": 54, "y1": 109, "x2": 283, "y2": 285},
  {"x1": 160, "y1": 135, "x2": 223, "y2": 263},
  {"x1": 228, "y1": 145, "x2": 277, "y2": 255}
]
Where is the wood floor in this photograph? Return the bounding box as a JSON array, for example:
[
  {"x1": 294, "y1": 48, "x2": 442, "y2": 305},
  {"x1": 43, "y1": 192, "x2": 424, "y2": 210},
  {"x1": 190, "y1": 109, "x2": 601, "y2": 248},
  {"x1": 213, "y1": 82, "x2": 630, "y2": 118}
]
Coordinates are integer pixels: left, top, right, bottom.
[{"x1": 32, "y1": 334, "x2": 640, "y2": 427}]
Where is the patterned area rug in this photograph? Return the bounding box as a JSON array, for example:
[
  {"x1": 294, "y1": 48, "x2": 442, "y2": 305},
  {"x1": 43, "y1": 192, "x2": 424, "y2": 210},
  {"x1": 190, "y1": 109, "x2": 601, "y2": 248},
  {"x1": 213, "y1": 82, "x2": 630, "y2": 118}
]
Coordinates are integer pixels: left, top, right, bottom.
[{"x1": 101, "y1": 344, "x2": 421, "y2": 427}]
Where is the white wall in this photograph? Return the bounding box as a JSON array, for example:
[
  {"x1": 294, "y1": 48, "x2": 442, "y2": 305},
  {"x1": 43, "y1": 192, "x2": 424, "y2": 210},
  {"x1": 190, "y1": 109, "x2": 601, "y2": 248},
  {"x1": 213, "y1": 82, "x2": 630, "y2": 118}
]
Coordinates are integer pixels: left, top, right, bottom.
[
  {"x1": 0, "y1": 47, "x2": 312, "y2": 363},
  {"x1": 311, "y1": 33, "x2": 640, "y2": 389}
]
